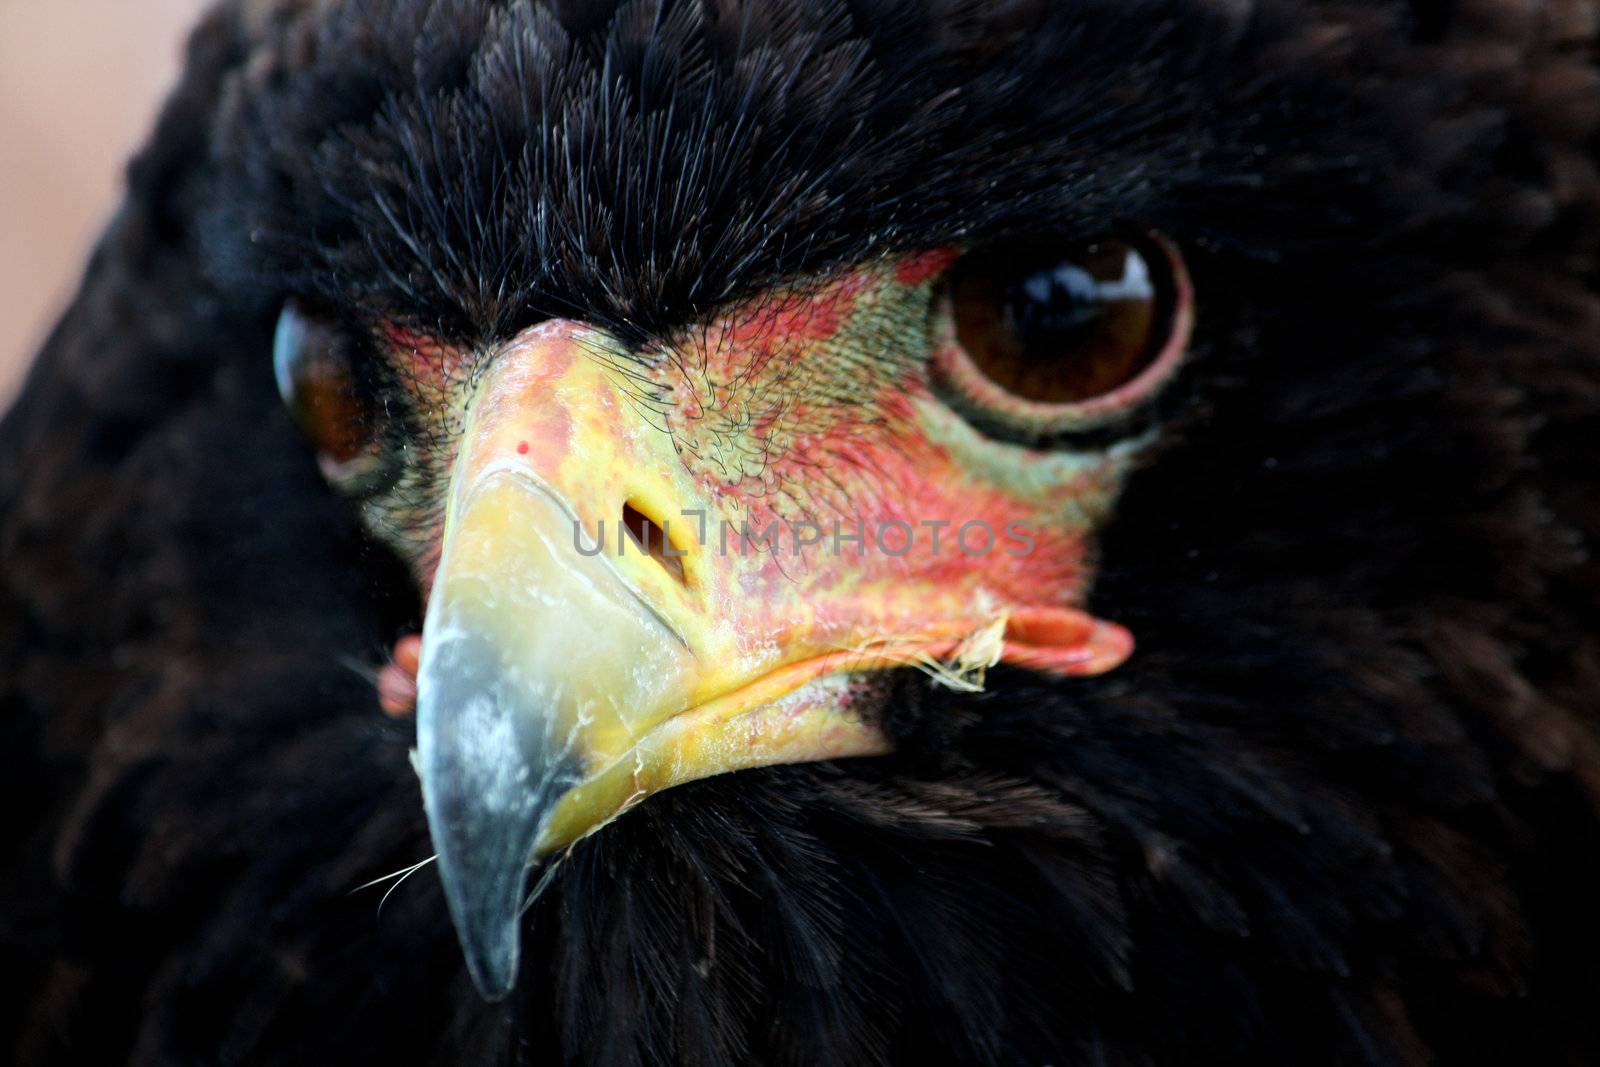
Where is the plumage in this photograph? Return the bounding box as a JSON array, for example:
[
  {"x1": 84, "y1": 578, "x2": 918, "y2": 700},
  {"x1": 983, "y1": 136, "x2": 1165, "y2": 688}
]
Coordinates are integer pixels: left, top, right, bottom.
[{"x1": 2, "y1": 0, "x2": 1598, "y2": 1063}]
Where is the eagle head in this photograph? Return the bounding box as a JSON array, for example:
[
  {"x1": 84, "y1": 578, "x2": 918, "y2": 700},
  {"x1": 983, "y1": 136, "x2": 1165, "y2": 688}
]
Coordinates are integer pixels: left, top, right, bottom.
[
  {"x1": 6, "y1": 0, "x2": 1598, "y2": 1061},
  {"x1": 275, "y1": 228, "x2": 1191, "y2": 995}
]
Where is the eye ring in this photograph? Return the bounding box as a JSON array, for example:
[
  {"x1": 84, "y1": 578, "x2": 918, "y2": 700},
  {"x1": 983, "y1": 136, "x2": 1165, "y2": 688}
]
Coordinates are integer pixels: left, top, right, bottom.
[{"x1": 930, "y1": 230, "x2": 1193, "y2": 438}]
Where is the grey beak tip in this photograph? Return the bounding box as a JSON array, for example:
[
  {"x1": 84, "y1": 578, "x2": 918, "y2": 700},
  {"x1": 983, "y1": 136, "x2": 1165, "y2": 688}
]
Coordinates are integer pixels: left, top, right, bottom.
[
  {"x1": 428, "y1": 792, "x2": 539, "y2": 1002},
  {"x1": 461, "y1": 913, "x2": 522, "y2": 1002},
  {"x1": 418, "y1": 630, "x2": 575, "y2": 1004}
]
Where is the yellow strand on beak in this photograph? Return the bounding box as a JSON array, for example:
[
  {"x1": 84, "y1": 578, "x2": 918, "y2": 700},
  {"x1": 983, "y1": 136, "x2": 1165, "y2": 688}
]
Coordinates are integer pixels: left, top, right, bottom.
[{"x1": 919, "y1": 615, "x2": 1008, "y2": 693}]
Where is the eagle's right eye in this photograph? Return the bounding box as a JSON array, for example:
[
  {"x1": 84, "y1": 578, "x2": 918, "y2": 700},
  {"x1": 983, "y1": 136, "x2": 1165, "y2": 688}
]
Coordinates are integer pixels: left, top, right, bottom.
[{"x1": 272, "y1": 300, "x2": 388, "y2": 487}]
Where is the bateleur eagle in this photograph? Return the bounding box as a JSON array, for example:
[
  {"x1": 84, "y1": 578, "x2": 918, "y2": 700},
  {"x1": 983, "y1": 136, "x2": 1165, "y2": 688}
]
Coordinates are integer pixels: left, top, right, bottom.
[{"x1": 3, "y1": 0, "x2": 1600, "y2": 1064}]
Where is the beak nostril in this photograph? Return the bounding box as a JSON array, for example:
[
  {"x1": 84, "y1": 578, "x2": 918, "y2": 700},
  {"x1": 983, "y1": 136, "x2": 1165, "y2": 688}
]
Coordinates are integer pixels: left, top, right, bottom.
[{"x1": 622, "y1": 501, "x2": 688, "y2": 586}]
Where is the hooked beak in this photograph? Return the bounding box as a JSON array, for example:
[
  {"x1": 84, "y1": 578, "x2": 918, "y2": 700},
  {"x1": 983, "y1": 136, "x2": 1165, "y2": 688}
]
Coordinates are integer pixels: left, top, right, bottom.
[{"x1": 415, "y1": 321, "x2": 1131, "y2": 999}]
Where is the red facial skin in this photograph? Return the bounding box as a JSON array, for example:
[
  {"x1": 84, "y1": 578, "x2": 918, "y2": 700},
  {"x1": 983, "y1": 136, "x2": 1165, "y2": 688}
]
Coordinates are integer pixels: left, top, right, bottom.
[
  {"x1": 894, "y1": 247, "x2": 962, "y2": 287},
  {"x1": 647, "y1": 255, "x2": 1133, "y2": 675},
  {"x1": 366, "y1": 247, "x2": 1184, "y2": 717}
]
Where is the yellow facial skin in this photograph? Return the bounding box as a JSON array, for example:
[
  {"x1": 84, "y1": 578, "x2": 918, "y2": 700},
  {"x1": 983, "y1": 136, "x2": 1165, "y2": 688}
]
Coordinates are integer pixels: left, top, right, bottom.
[{"x1": 410, "y1": 254, "x2": 1179, "y2": 998}]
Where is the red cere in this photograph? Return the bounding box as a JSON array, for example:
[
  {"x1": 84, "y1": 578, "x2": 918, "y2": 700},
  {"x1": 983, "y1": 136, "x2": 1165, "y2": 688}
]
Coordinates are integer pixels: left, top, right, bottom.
[{"x1": 895, "y1": 247, "x2": 961, "y2": 287}]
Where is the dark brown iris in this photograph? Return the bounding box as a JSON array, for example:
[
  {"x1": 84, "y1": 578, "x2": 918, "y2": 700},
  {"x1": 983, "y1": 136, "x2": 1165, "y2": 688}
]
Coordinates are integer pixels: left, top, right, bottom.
[{"x1": 950, "y1": 235, "x2": 1175, "y2": 404}]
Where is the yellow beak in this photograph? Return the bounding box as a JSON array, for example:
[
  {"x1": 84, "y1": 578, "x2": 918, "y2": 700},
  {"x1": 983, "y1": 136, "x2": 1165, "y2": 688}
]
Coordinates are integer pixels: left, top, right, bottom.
[{"x1": 416, "y1": 320, "x2": 1130, "y2": 998}]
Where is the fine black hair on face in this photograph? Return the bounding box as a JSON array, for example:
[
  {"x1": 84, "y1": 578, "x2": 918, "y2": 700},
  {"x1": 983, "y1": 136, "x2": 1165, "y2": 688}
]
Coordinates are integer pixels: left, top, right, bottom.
[{"x1": 2, "y1": 0, "x2": 1598, "y2": 1064}]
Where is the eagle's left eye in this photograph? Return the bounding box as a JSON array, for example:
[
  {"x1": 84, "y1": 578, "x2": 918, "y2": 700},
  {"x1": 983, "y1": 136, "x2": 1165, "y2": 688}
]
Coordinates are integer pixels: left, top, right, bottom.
[
  {"x1": 934, "y1": 231, "x2": 1192, "y2": 436},
  {"x1": 272, "y1": 300, "x2": 390, "y2": 488}
]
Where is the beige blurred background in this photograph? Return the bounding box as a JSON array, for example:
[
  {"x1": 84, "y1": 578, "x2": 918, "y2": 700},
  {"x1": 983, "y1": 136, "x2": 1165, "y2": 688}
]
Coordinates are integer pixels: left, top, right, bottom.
[{"x1": 0, "y1": 0, "x2": 209, "y2": 412}]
